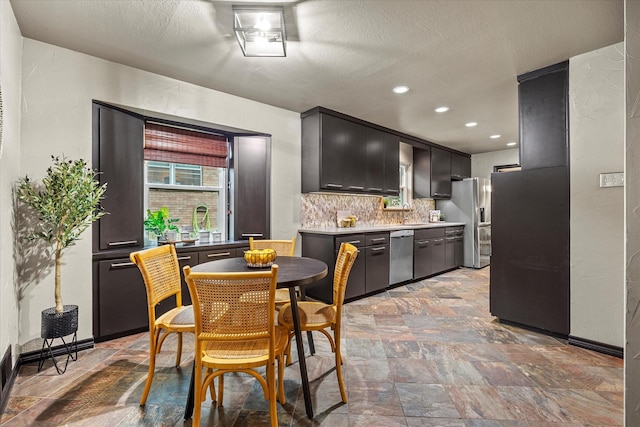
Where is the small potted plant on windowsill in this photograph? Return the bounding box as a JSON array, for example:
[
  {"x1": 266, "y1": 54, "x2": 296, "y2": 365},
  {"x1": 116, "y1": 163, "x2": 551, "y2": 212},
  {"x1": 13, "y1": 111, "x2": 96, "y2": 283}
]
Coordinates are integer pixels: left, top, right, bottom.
[{"x1": 144, "y1": 207, "x2": 180, "y2": 243}]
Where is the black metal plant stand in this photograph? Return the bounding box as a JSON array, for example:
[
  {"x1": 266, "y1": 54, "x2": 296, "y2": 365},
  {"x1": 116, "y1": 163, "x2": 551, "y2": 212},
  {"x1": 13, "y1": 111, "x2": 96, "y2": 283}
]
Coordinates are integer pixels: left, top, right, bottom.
[{"x1": 38, "y1": 305, "x2": 78, "y2": 374}]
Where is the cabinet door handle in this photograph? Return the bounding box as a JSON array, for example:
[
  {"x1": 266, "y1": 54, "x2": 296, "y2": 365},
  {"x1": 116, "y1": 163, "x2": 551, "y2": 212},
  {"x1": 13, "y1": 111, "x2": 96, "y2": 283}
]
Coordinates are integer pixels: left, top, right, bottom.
[
  {"x1": 433, "y1": 192, "x2": 451, "y2": 198},
  {"x1": 108, "y1": 240, "x2": 138, "y2": 247},
  {"x1": 325, "y1": 183, "x2": 343, "y2": 189},
  {"x1": 367, "y1": 187, "x2": 382, "y2": 192},
  {"x1": 433, "y1": 239, "x2": 444, "y2": 245},
  {"x1": 207, "y1": 252, "x2": 232, "y2": 258},
  {"x1": 446, "y1": 237, "x2": 456, "y2": 241},
  {"x1": 177, "y1": 256, "x2": 192, "y2": 261},
  {"x1": 345, "y1": 240, "x2": 361, "y2": 245},
  {"x1": 370, "y1": 247, "x2": 386, "y2": 252},
  {"x1": 370, "y1": 238, "x2": 386, "y2": 243},
  {"x1": 110, "y1": 261, "x2": 135, "y2": 268},
  {"x1": 416, "y1": 240, "x2": 430, "y2": 246},
  {"x1": 384, "y1": 189, "x2": 398, "y2": 194},
  {"x1": 241, "y1": 233, "x2": 264, "y2": 238},
  {"x1": 348, "y1": 186, "x2": 364, "y2": 191}
]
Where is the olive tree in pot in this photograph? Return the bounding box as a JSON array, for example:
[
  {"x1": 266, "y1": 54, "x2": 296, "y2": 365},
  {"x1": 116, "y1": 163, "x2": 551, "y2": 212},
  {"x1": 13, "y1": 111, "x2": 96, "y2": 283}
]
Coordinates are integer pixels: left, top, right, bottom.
[{"x1": 17, "y1": 156, "x2": 107, "y2": 373}]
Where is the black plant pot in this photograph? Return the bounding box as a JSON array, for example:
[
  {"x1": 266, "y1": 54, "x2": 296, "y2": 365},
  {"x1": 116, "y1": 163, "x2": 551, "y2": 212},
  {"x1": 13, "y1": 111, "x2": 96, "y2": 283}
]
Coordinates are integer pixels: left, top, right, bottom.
[{"x1": 39, "y1": 304, "x2": 78, "y2": 374}]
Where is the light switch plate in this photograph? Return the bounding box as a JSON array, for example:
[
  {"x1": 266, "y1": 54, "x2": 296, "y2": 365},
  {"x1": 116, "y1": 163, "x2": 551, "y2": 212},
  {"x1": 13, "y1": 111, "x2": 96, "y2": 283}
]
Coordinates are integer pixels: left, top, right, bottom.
[{"x1": 599, "y1": 172, "x2": 624, "y2": 188}]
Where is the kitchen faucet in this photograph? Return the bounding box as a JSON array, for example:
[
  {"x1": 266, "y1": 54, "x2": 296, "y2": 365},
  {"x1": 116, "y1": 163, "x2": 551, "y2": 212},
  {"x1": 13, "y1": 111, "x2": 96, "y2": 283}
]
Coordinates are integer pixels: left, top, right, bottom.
[{"x1": 402, "y1": 203, "x2": 410, "y2": 224}]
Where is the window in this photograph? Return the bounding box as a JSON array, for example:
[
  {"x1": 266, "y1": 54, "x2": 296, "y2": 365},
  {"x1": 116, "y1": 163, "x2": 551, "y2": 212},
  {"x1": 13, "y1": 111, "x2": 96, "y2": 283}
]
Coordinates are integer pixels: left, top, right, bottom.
[{"x1": 147, "y1": 161, "x2": 203, "y2": 186}]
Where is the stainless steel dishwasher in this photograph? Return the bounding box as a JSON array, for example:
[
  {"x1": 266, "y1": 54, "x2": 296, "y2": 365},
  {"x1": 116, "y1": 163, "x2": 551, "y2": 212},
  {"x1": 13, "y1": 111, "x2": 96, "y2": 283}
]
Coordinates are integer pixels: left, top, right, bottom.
[{"x1": 389, "y1": 229, "x2": 414, "y2": 285}]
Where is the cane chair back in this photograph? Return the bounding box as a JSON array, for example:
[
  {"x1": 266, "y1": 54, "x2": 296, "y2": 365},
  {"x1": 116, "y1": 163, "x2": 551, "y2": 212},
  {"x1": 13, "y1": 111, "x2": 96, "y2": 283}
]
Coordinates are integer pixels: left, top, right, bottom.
[
  {"x1": 249, "y1": 237, "x2": 296, "y2": 307},
  {"x1": 278, "y1": 242, "x2": 358, "y2": 403},
  {"x1": 129, "y1": 244, "x2": 194, "y2": 406},
  {"x1": 184, "y1": 265, "x2": 287, "y2": 427}
]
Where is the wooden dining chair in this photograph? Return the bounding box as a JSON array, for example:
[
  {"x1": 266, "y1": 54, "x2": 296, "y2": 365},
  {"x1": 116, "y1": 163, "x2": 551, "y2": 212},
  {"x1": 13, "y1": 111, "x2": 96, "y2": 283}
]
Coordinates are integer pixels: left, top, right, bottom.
[
  {"x1": 183, "y1": 265, "x2": 288, "y2": 427},
  {"x1": 249, "y1": 236, "x2": 296, "y2": 307},
  {"x1": 277, "y1": 242, "x2": 358, "y2": 403},
  {"x1": 129, "y1": 244, "x2": 195, "y2": 406}
]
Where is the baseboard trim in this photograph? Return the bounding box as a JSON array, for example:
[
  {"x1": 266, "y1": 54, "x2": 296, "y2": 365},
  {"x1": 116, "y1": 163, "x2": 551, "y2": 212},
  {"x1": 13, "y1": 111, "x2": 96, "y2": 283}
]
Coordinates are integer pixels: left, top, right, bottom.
[
  {"x1": 568, "y1": 335, "x2": 623, "y2": 359},
  {"x1": 18, "y1": 338, "x2": 94, "y2": 366},
  {"x1": 496, "y1": 318, "x2": 569, "y2": 341},
  {"x1": 0, "y1": 346, "x2": 16, "y2": 416}
]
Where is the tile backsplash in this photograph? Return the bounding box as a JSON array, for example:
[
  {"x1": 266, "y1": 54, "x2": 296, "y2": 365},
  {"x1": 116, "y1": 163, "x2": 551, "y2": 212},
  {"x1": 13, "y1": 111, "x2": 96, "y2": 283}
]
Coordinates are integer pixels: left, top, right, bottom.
[{"x1": 301, "y1": 193, "x2": 435, "y2": 228}]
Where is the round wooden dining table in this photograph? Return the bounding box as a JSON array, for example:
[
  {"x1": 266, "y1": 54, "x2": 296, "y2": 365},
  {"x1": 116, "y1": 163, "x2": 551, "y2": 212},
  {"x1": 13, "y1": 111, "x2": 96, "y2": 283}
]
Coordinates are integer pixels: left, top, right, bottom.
[{"x1": 184, "y1": 256, "x2": 328, "y2": 420}]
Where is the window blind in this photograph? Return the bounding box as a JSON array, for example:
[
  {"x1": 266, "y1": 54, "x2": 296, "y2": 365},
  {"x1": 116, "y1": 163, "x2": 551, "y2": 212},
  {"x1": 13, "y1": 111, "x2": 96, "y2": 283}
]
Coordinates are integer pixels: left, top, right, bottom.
[{"x1": 144, "y1": 123, "x2": 228, "y2": 168}]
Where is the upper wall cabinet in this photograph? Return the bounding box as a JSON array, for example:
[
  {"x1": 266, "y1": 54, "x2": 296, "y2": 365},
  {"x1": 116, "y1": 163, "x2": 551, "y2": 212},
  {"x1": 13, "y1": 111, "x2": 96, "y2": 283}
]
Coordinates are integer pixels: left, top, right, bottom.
[
  {"x1": 451, "y1": 153, "x2": 471, "y2": 180},
  {"x1": 518, "y1": 62, "x2": 569, "y2": 169},
  {"x1": 430, "y1": 147, "x2": 452, "y2": 199},
  {"x1": 92, "y1": 103, "x2": 144, "y2": 252},
  {"x1": 365, "y1": 127, "x2": 399, "y2": 195},
  {"x1": 413, "y1": 147, "x2": 431, "y2": 199},
  {"x1": 302, "y1": 108, "x2": 398, "y2": 195}
]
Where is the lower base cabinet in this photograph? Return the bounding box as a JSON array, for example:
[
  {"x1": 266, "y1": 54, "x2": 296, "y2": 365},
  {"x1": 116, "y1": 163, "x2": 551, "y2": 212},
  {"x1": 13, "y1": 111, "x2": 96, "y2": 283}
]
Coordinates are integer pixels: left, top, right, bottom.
[
  {"x1": 364, "y1": 233, "x2": 389, "y2": 294},
  {"x1": 94, "y1": 244, "x2": 248, "y2": 342},
  {"x1": 414, "y1": 228, "x2": 446, "y2": 279}
]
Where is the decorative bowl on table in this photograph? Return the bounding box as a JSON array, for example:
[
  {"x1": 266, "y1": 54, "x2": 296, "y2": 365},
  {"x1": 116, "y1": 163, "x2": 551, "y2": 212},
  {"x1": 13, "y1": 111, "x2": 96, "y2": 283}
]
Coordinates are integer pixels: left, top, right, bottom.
[{"x1": 244, "y1": 249, "x2": 277, "y2": 268}]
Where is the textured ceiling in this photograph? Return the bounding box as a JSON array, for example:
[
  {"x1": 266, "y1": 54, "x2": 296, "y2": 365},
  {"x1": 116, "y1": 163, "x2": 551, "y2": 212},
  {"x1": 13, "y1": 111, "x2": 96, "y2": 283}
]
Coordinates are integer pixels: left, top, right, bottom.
[{"x1": 9, "y1": 0, "x2": 623, "y2": 154}]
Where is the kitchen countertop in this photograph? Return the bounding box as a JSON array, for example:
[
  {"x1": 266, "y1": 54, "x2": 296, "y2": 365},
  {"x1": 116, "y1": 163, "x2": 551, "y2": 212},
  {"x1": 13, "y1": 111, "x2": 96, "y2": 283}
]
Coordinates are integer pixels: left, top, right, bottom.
[{"x1": 298, "y1": 222, "x2": 465, "y2": 235}]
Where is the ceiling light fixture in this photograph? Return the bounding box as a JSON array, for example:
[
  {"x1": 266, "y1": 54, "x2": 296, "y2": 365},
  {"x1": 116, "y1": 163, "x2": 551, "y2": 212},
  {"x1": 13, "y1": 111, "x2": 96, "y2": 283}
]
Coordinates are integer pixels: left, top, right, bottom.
[
  {"x1": 393, "y1": 86, "x2": 409, "y2": 94},
  {"x1": 490, "y1": 134, "x2": 501, "y2": 139},
  {"x1": 435, "y1": 106, "x2": 449, "y2": 113},
  {"x1": 507, "y1": 142, "x2": 517, "y2": 146},
  {"x1": 465, "y1": 122, "x2": 478, "y2": 127},
  {"x1": 233, "y1": 6, "x2": 286, "y2": 57}
]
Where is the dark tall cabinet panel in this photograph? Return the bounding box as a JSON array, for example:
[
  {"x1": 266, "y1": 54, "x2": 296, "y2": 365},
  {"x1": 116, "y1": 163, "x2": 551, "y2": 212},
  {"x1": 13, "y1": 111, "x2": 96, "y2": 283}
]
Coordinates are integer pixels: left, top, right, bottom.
[
  {"x1": 232, "y1": 136, "x2": 271, "y2": 240},
  {"x1": 430, "y1": 147, "x2": 452, "y2": 199},
  {"x1": 365, "y1": 127, "x2": 385, "y2": 193},
  {"x1": 383, "y1": 133, "x2": 400, "y2": 195},
  {"x1": 92, "y1": 103, "x2": 144, "y2": 252},
  {"x1": 413, "y1": 147, "x2": 431, "y2": 198},
  {"x1": 490, "y1": 168, "x2": 569, "y2": 335},
  {"x1": 518, "y1": 62, "x2": 569, "y2": 169}
]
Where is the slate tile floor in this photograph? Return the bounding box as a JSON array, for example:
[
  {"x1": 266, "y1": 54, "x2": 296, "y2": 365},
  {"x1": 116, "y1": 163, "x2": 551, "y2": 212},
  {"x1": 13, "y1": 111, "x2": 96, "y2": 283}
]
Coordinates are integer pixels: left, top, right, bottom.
[{"x1": 1, "y1": 267, "x2": 624, "y2": 426}]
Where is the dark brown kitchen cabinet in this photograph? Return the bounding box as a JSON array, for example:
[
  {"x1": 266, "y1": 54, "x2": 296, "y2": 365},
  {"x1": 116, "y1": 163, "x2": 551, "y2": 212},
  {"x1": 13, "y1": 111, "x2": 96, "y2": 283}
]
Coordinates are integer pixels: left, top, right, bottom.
[
  {"x1": 336, "y1": 234, "x2": 366, "y2": 300},
  {"x1": 451, "y1": 153, "x2": 471, "y2": 180},
  {"x1": 173, "y1": 251, "x2": 199, "y2": 306},
  {"x1": 365, "y1": 128, "x2": 399, "y2": 195},
  {"x1": 431, "y1": 147, "x2": 452, "y2": 199},
  {"x1": 364, "y1": 233, "x2": 389, "y2": 294},
  {"x1": 518, "y1": 62, "x2": 569, "y2": 169},
  {"x1": 92, "y1": 103, "x2": 144, "y2": 252},
  {"x1": 198, "y1": 248, "x2": 236, "y2": 264},
  {"x1": 445, "y1": 226, "x2": 464, "y2": 270},
  {"x1": 413, "y1": 147, "x2": 431, "y2": 198},
  {"x1": 94, "y1": 258, "x2": 149, "y2": 341},
  {"x1": 232, "y1": 136, "x2": 271, "y2": 240},
  {"x1": 413, "y1": 228, "x2": 445, "y2": 278},
  {"x1": 302, "y1": 110, "x2": 366, "y2": 193}
]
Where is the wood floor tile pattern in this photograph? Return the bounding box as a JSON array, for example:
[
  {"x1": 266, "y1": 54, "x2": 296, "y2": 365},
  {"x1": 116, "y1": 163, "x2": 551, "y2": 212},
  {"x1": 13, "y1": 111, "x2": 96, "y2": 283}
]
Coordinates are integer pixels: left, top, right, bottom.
[{"x1": 1, "y1": 267, "x2": 623, "y2": 426}]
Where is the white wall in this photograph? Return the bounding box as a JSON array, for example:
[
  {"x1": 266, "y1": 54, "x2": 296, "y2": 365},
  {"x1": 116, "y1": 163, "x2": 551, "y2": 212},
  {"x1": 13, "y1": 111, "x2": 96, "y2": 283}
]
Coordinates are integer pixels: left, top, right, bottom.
[
  {"x1": 569, "y1": 43, "x2": 624, "y2": 347},
  {"x1": 17, "y1": 39, "x2": 301, "y2": 351},
  {"x1": 471, "y1": 148, "x2": 519, "y2": 180},
  {"x1": 0, "y1": 1, "x2": 23, "y2": 364}
]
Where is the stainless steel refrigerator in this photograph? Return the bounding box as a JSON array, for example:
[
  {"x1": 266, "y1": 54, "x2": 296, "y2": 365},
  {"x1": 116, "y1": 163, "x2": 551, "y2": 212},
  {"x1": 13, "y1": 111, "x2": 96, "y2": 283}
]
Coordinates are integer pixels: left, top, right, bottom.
[{"x1": 436, "y1": 177, "x2": 491, "y2": 268}]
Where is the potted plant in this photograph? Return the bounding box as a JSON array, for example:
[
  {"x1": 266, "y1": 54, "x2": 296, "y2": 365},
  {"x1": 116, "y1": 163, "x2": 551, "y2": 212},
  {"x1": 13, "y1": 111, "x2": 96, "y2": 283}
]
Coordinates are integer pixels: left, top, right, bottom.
[
  {"x1": 143, "y1": 207, "x2": 179, "y2": 243},
  {"x1": 16, "y1": 156, "x2": 107, "y2": 372}
]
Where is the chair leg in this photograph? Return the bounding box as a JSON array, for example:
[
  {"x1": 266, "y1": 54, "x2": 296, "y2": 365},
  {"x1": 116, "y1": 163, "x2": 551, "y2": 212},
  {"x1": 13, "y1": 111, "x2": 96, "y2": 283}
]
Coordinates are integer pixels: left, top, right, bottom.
[
  {"x1": 139, "y1": 328, "x2": 161, "y2": 406},
  {"x1": 335, "y1": 330, "x2": 347, "y2": 403},
  {"x1": 277, "y1": 354, "x2": 286, "y2": 404},
  {"x1": 268, "y1": 361, "x2": 278, "y2": 427},
  {"x1": 175, "y1": 332, "x2": 183, "y2": 366},
  {"x1": 193, "y1": 360, "x2": 203, "y2": 427},
  {"x1": 218, "y1": 373, "x2": 225, "y2": 407}
]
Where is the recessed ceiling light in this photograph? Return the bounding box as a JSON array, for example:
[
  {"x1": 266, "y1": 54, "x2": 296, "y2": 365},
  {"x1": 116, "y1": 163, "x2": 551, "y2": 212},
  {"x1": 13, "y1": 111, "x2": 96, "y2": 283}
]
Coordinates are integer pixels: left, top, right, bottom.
[
  {"x1": 393, "y1": 86, "x2": 409, "y2": 94},
  {"x1": 490, "y1": 134, "x2": 501, "y2": 139},
  {"x1": 465, "y1": 122, "x2": 478, "y2": 127},
  {"x1": 507, "y1": 142, "x2": 517, "y2": 146},
  {"x1": 435, "y1": 106, "x2": 449, "y2": 113}
]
